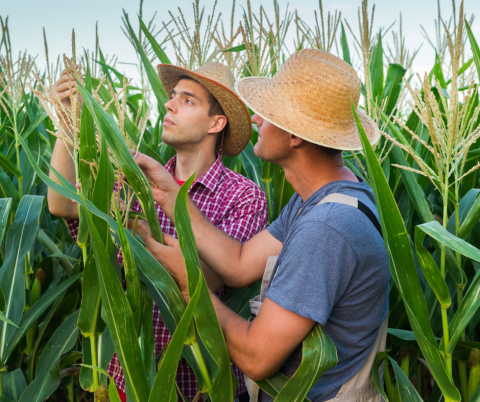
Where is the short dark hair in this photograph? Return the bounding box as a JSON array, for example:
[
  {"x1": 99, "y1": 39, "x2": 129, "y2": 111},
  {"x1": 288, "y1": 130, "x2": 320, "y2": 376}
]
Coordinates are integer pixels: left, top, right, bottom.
[
  {"x1": 178, "y1": 75, "x2": 225, "y2": 117},
  {"x1": 313, "y1": 144, "x2": 343, "y2": 158}
]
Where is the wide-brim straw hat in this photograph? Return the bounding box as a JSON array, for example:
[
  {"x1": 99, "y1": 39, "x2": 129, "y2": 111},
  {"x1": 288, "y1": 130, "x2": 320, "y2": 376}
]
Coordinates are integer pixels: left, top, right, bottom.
[
  {"x1": 234, "y1": 49, "x2": 380, "y2": 151},
  {"x1": 157, "y1": 62, "x2": 251, "y2": 156}
]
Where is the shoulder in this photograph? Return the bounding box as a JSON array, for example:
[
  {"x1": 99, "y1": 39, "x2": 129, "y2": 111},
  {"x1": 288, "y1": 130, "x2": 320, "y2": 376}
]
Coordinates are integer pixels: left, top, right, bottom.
[{"x1": 218, "y1": 165, "x2": 267, "y2": 202}]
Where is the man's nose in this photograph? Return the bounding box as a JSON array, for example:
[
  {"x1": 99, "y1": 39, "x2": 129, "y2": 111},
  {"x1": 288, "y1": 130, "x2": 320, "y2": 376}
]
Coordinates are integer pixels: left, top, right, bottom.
[{"x1": 165, "y1": 98, "x2": 175, "y2": 112}]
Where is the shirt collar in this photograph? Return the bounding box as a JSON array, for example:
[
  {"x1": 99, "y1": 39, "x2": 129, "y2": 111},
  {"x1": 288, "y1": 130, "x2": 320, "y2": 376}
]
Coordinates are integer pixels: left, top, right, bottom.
[{"x1": 164, "y1": 154, "x2": 223, "y2": 193}]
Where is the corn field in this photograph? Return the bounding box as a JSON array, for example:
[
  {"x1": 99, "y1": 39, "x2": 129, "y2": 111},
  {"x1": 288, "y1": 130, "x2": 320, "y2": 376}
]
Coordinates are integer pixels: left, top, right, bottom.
[{"x1": 1, "y1": 0, "x2": 480, "y2": 400}]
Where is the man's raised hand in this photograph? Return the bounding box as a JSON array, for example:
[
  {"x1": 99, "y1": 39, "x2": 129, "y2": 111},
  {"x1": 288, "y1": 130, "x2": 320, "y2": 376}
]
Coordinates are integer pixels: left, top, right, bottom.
[
  {"x1": 51, "y1": 65, "x2": 84, "y2": 111},
  {"x1": 130, "y1": 150, "x2": 180, "y2": 219}
]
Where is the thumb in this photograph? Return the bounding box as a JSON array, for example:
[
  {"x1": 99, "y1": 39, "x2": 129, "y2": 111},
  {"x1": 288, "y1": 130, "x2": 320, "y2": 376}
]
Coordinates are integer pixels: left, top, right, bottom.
[{"x1": 163, "y1": 233, "x2": 177, "y2": 247}]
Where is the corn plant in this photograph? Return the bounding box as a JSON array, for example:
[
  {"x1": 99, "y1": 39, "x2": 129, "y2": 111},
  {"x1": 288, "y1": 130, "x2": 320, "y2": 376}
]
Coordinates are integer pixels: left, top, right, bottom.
[{"x1": 3, "y1": 0, "x2": 480, "y2": 401}]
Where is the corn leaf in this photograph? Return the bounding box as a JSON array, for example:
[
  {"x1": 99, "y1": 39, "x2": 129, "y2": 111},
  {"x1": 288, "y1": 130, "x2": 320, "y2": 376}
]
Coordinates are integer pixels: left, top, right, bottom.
[
  {"x1": 0, "y1": 198, "x2": 11, "y2": 246},
  {"x1": 370, "y1": 32, "x2": 384, "y2": 101},
  {"x1": 2, "y1": 271, "x2": 82, "y2": 363},
  {"x1": 240, "y1": 140, "x2": 265, "y2": 192},
  {"x1": 174, "y1": 172, "x2": 236, "y2": 400},
  {"x1": 18, "y1": 134, "x2": 209, "y2": 385},
  {"x1": 36, "y1": 230, "x2": 74, "y2": 277},
  {"x1": 2, "y1": 368, "x2": 27, "y2": 401},
  {"x1": 340, "y1": 22, "x2": 351, "y2": 66},
  {"x1": 81, "y1": 194, "x2": 150, "y2": 402},
  {"x1": 18, "y1": 310, "x2": 80, "y2": 402},
  {"x1": 77, "y1": 54, "x2": 97, "y2": 248},
  {"x1": 113, "y1": 201, "x2": 142, "y2": 336},
  {"x1": 466, "y1": 20, "x2": 480, "y2": 81},
  {"x1": 0, "y1": 171, "x2": 19, "y2": 211},
  {"x1": 90, "y1": 77, "x2": 165, "y2": 166},
  {"x1": 258, "y1": 325, "x2": 337, "y2": 401},
  {"x1": 384, "y1": 115, "x2": 463, "y2": 286},
  {"x1": 139, "y1": 16, "x2": 171, "y2": 64},
  {"x1": 354, "y1": 104, "x2": 461, "y2": 401},
  {"x1": 73, "y1": 74, "x2": 163, "y2": 244},
  {"x1": 149, "y1": 175, "x2": 203, "y2": 401},
  {"x1": 372, "y1": 352, "x2": 423, "y2": 401},
  {"x1": 414, "y1": 226, "x2": 451, "y2": 308},
  {"x1": 80, "y1": 365, "x2": 122, "y2": 402},
  {"x1": 123, "y1": 11, "x2": 168, "y2": 114},
  {"x1": 0, "y1": 152, "x2": 20, "y2": 178},
  {"x1": 382, "y1": 63, "x2": 406, "y2": 115},
  {"x1": 0, "y1": 195, "x2": 43, "y2": 363}
]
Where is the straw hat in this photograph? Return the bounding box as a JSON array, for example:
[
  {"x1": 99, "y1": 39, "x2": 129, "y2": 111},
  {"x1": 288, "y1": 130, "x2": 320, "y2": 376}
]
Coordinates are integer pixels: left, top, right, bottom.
[
  {"x1": 157, "y1": 62, "x2": 251, "y2": 156},
  {"x1": 234, "y1": 49, "x2": 380, "y2": 151}
]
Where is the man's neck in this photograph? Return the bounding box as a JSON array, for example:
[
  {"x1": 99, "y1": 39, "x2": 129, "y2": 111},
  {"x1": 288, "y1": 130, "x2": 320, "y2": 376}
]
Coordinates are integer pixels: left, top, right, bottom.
[
  {"x1": 174, "y1": 147, "x2": 218, "y2": 182},
  {"x1": 282, "y1": 151, "x2": 358, "y2": 202}
]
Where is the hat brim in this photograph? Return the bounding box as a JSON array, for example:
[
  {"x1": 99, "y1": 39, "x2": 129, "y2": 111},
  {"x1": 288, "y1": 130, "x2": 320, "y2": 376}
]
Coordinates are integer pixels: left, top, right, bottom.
[
  {"x1": 157, "y1": 64, "x2": 252, "y2": 156},
  {"x1": 234, "y1": 76, "x2": 380, "y2": 151}
]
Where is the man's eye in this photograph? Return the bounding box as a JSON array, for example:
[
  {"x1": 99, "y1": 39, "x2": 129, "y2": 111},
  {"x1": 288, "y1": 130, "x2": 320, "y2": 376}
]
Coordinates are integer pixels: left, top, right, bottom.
[{"x1": 186, "y1": 99, "x2": 192, "y2": 104}]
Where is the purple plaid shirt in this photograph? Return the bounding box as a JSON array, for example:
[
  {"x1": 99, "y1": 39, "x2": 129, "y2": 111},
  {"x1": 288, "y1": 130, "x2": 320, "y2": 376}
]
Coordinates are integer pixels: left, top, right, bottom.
[{"x1": 67, "y1": 155, "x2": 268, "y2": 400}]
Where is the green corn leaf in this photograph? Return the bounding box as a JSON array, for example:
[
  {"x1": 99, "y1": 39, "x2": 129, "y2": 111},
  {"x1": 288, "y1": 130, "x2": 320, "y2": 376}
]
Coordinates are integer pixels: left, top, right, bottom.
[
  {"x1": 77, "y1": 53, "x2": 97, "y2": 248},
  {"x1": 340, "y1": 22, "x2": 351, "y2": 66},
  {"x1": 414, "y1": 226, "x2": 451, "y2": 308},
  {"x1": 0, "y1": 152, "x2": 21, "y2": 178},
  {"x1": 370, "y1": 31, "x2": 384, "y2": 101},
  {"x1": 73, "y1": 73, "x2": 163, "y2": 244},
  {"x1": 18, "y1": 134, "x2": 210, "y2": 384},
  {"x1": 0, "y1": 171, "x2": 19, "y2": 211},
  {"x1": 382, "y1": 63, "x2": 406, "y2": 115},
  {"x1": 81, "y1": 364, "x2": 122, "y2": 402},
  {"x1": 139, "y1": 283, "x2": 155, "y2": 383},
  {"x1": 372, "y1": 352, "x2": 423, "y2": 401},
  {"x1": 77, "y1": 251, "x2": 105, "y2": 338},
  {"x1": 98, "y1": 47, "x2": 117, "y2": 93},
  {"x1": 60, "y1": 351, "x2": 83, "y2": 370},
  {"x1": 90, "y1": 77, "x2": 166, "y2": 166},
  {"x1": 81, "y1": 195, "x2": 150, "y2": 402},
  {"x1": 446, "y1": 58, "x2": 474, "y2": 85},
  {"x1": 1, "y1": 368, "x2": 27, "y2": 402},
  {"x1": 139, "y1": 16, "x2": 171, "y2": 64},
  {"x1": 419, "y1": 221, "x2": 480, "y2": 263},
  {"x1": 0, "y1": 195, "x2": 44, "y2": 363},
  {"x1": 221, "y1": 44, "x2": 247, "y2": 53},
  {"x1": 123, "y1": 11, "x2": 168, "y2": 114},
  {"x1": 19, "y1": 112, "x2": 48, "y2": 142},
  {"x1": 445, "y1": 270, "x2": 480, "y2": 355},
  {"x1": 258, "y1": 325, "x2": 337, "y2": 401},
  {"x1": 353, "y1": 103, "x2": 461, "y2": 401},
  {"x1": 0, "y1": 198, "x2": 11, "y2": 246},
  {"x1": 149, "y1": 174, "x2": 203, "y2": 400},
  {"x1": 466, "y1": 20, "x2": 480, "y2": 81},
  {"x1": 0, "y1": 287, "x2": 5, "y2": 314},
  {"x1": 174, "y1": 172, "x2": 235, "y2": 400},
  {"x1": 240, "y1": 140, "x2": 265, "y2": 192},
  {"x1": 382, "y1": 113, "x2": 463, "y2": 286},
  {"x1": 113, "y1": 201, "x2": 142, "y2": 336},
  {"x1": 18, "y1": 310, "x2": 80, "y2": 402},
  {"x1": 36, "y1": 230, "x2": 74, "y2": 277}
]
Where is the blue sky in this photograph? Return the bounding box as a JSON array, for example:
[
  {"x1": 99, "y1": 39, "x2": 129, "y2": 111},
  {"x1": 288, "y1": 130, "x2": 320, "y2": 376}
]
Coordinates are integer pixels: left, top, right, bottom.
[{"x1": 1, "y1": 0, "x2": 480, "y2": 83}]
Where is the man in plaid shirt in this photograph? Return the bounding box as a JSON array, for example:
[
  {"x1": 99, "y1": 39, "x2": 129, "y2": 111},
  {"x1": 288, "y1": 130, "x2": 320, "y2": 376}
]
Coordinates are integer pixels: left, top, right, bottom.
[{"x1": 47, "y1": 62, "x2": 267, "y2": 401}]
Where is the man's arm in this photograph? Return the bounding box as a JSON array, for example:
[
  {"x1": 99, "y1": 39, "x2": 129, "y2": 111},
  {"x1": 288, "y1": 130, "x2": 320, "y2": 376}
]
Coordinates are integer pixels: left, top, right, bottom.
[
  {"x1": 142, "y1": 232, "x2": 314, "y2": 381},
  {"x1": 133, "y1": 152, "x2": 283, "y2": 287},
  {"x1": 47, "y1": 68, "x2": 82, "y2": 219},
  {"x1": 211, "y1": 294, "x2": 315, "y2": 381}
]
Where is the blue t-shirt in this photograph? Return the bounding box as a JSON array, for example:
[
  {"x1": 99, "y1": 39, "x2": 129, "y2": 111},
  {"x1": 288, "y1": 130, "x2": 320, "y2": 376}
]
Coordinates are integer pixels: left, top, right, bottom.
[{"x1": 262, "y1": 179, "x2": 390, "y2": 402}]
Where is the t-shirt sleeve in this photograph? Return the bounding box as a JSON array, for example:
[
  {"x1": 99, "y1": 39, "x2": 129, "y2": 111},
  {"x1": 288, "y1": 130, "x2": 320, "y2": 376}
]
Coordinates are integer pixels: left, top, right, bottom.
[
  {"x1": 266, "y1": 221, "x2": 357, "y2": 325},
  {"x1": 267, "y1": 194, "x2": 298, "y2": 243},
  {"x1": 216, "y1": 184, "x2": 268, "y2": 243}
]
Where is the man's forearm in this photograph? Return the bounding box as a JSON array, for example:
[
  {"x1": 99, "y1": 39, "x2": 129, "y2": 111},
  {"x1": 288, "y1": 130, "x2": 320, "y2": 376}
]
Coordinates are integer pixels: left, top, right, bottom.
[
  {"x1": 210, "y1": 292, "x2": 288, "y2": 381},
  {"x1": 47, "y1": 138, "x2": 78, "y2": 219}
]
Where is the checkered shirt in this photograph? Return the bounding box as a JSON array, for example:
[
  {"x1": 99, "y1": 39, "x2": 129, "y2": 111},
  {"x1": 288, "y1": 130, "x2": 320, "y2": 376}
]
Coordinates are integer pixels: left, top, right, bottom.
[{"x1": 66, "y1": 155, "x2": 268, "y2": 400}]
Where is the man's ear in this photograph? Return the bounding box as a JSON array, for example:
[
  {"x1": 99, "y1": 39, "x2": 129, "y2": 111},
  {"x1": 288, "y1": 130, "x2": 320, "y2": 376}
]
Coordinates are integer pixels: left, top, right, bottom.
[
  {"x1": 208, "y1": 115, "x2": 228, "y2": 134},
  {"x1": 290, "y1": 134, "x2": 304, "y2": 148}
]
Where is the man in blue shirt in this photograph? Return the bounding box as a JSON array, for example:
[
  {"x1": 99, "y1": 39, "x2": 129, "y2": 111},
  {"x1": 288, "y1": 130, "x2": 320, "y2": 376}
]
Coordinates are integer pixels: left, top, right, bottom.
[{"x1": 134, "y1": 49, "x2": 390, "y2": 401}]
